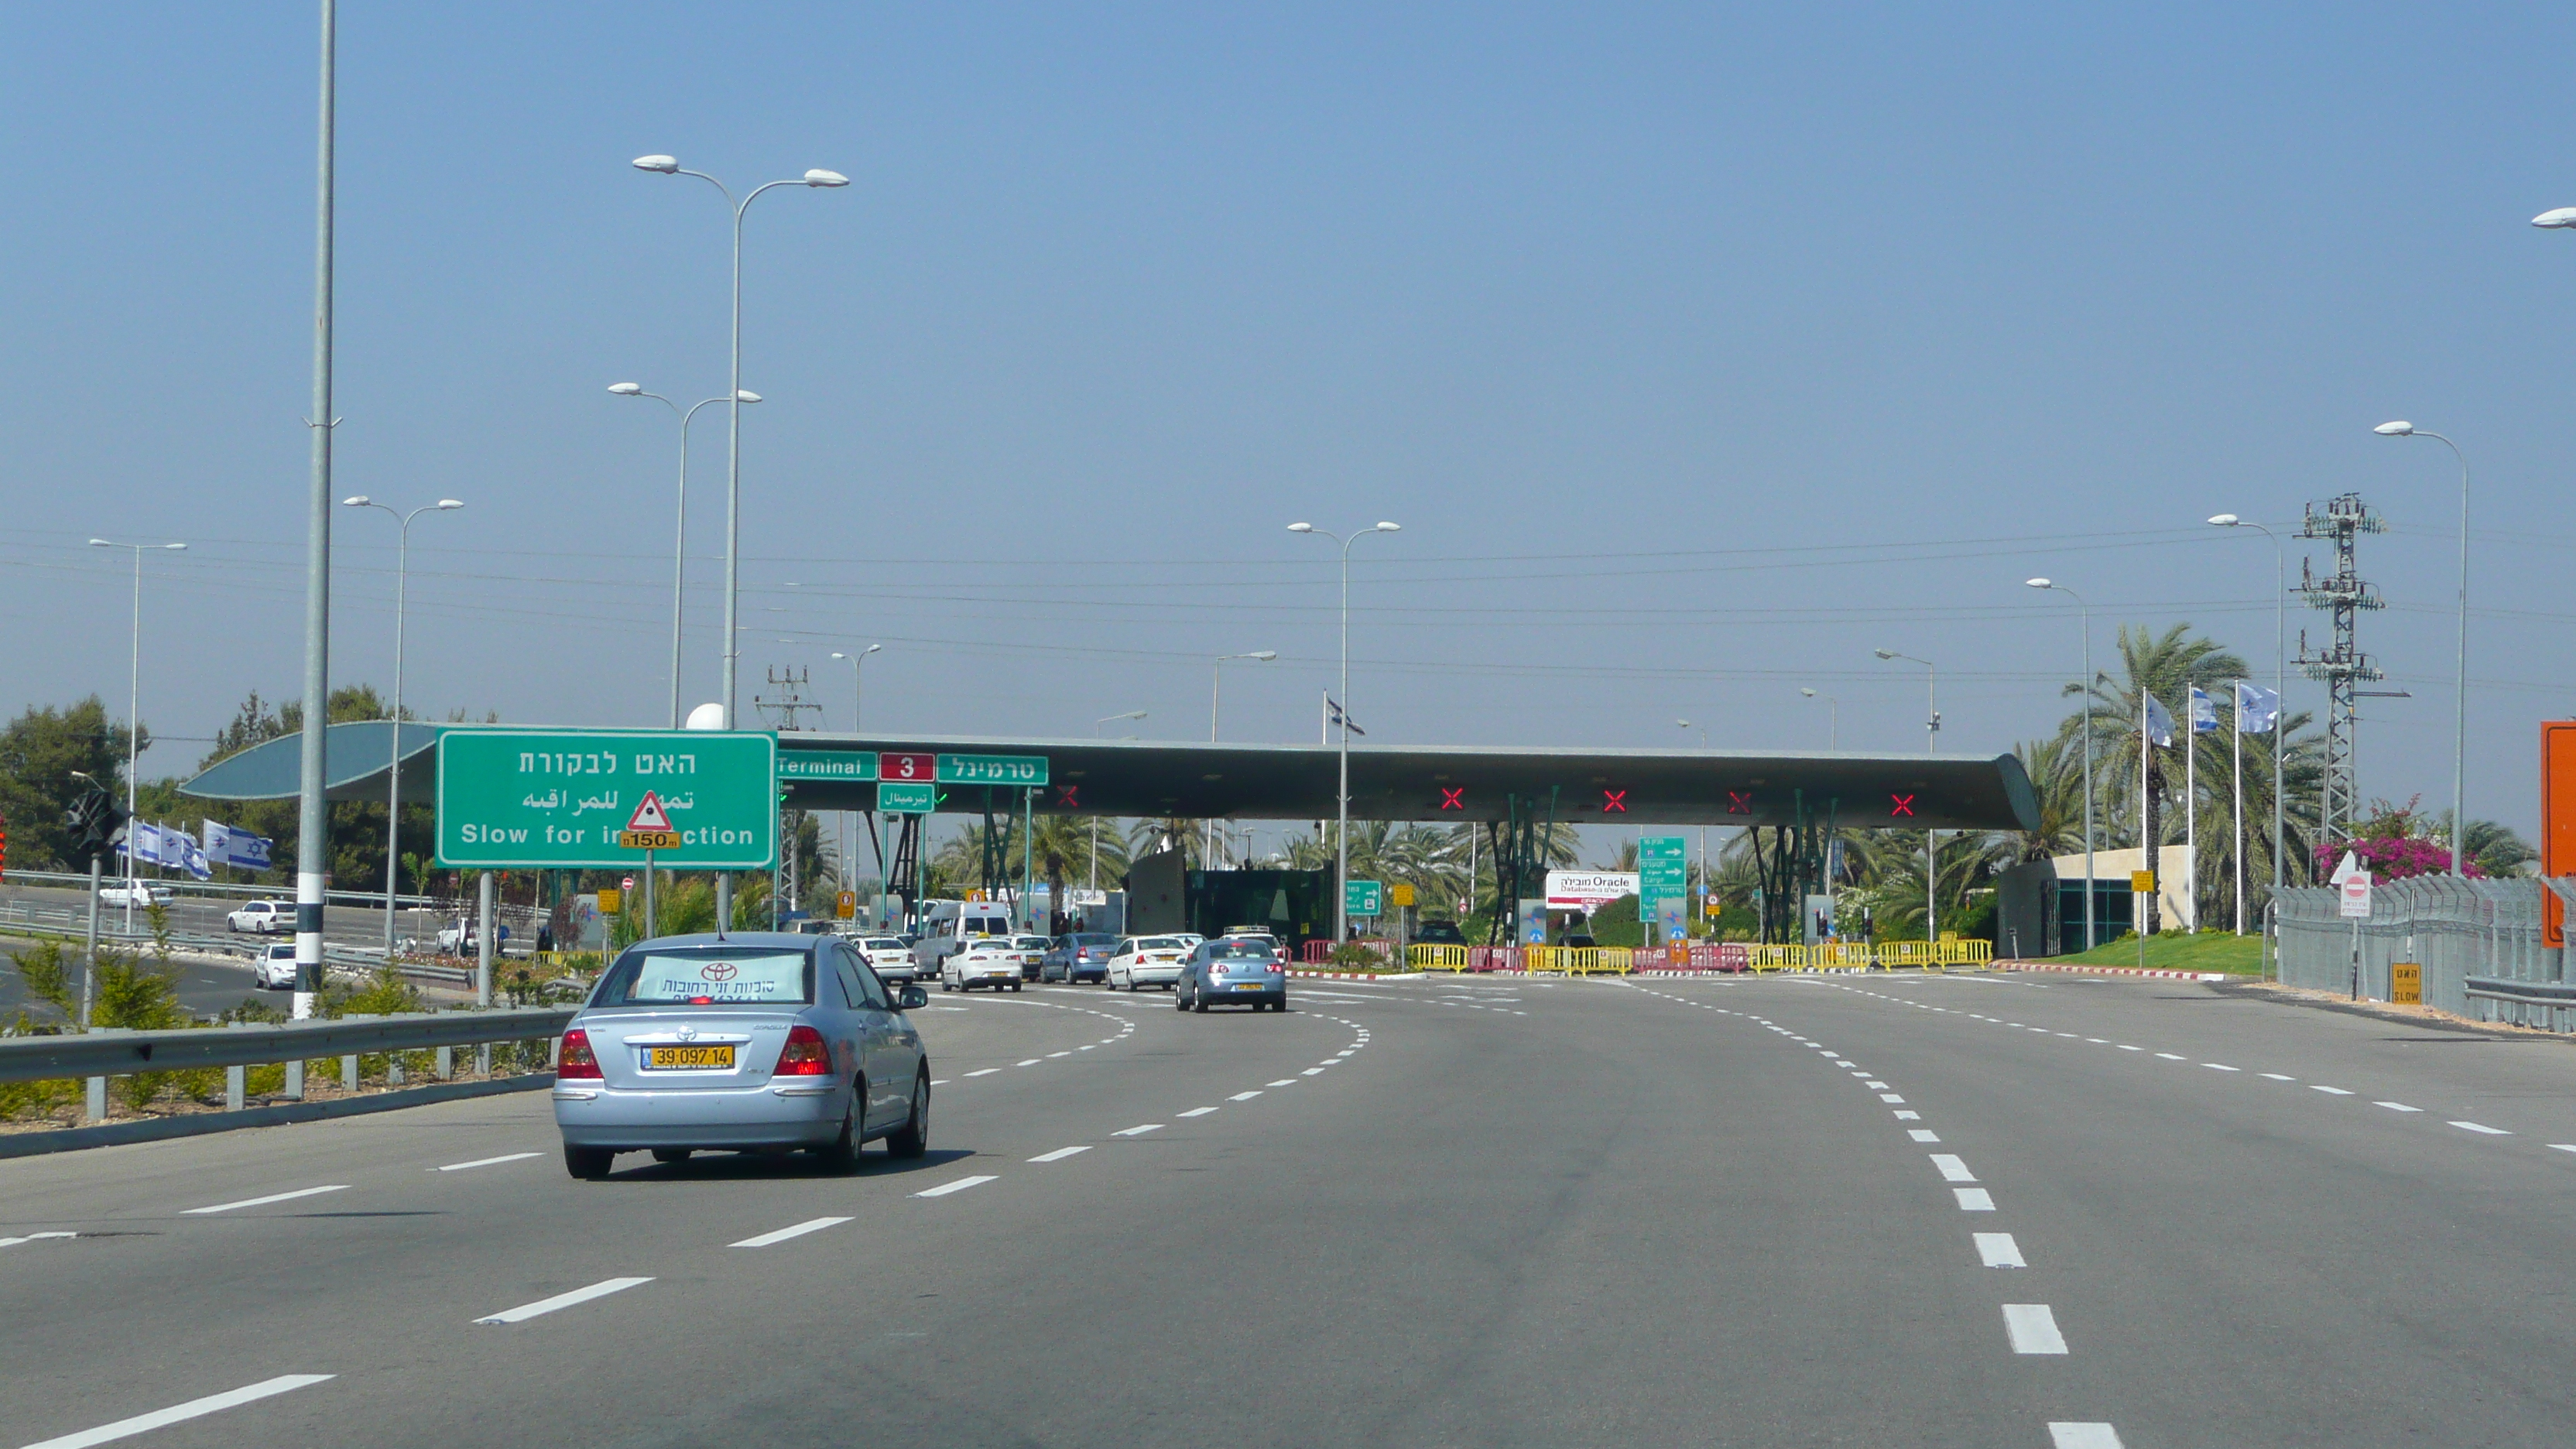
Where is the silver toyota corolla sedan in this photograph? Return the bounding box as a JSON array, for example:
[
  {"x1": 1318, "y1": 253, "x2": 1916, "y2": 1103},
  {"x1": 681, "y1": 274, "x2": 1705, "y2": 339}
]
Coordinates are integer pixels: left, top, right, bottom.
[{"x1": 553, "y1": 931, "x2": 931, "y2": 1179}]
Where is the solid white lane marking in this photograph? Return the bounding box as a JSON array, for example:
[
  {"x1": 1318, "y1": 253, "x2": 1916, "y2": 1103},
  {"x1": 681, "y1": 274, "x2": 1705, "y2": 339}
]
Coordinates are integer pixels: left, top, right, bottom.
[
  {"x1": 1028, "y1": 1146, "x2": 1091, "y2": 1163},
  {"x1": 2451, "y1": 1121, "x2": 2511, "y2": 1135},
  {"x1": 2048, "y1": 1424, "x2": 2125, "y2": 1448},
  {"x1": 914, "y1": 1174, "x2": 999, "y2": 1197},
  {"x1": 1975, "y1": 1231, "x2": 2026, "y2": 1268},
  {"x1": 2259, "y1": 1072, "x2": 2295, "y2": 1081},
  {"x1": 18, "y1": 1373, "x2": 337, "y2": 1449},
  {"x1": 965, "y1": 1069, "x2": 1001, "y2": 1077},
  {"x1": 2311, "y1": 1085, "x2": 2354, "y2": 1095},
  {"x1": 1112, "y1": 1124, "x2": 1163, "y2": 1137},
  {"x1": 474, "y1": 1276, "x2": 653, "y2": 1324},
  {"x1": 2003, "y1": 1303, "x2": 2069, "y2": 1354},
  {"x1": 1893, "y1": 1110, "x2": 1921, "y2": 1121},
  {"x1": 0, "y1": 1231, "x2": 77, "y2": 1249},
  {"x1": 1879, "y1": 1093, "x2": 1906, "y2": 1103},
  {"x1": 1930, "y1": 1154, "x2": 1978, "y2": 1183},
  {"x1": 2375, "y1": 1101, "x2": 2421, "y2": 1113},
  {"x1": 184, "y1": 1185, "x2": 348, "y2": 1215},
  {"x1": 1954, "y1": 1187, "x2": 1995, "y2": 1211},
  {"x1": 2203, "y1": 1063, "x2": 2240, "y2": 1071},
  {"x1": 1229, "y1": 1091, "x2": 1263, "y2": 1101},
  {"x1": 731, "y1": 1216, "x2": 851, "y2": 1248},
  {"x1": 1909, "y1": 1129, "x2": 1941, "y2": 1142},
  {"x1": 435, "y1": 1152, "x2": 542, "y2": 1173},
  {"x1": 1178, "y1": 1107, "x2": 1218, "y2": 1118}
]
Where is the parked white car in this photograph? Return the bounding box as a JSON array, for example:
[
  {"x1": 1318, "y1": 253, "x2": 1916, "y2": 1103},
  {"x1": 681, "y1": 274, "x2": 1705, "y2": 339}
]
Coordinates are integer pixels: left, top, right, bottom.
[
  {"x1": 940, "y1": 940, "x2": 1023, "y2": 993},
  {"x1": 228, "y1": 899, "x2": 294, "y2": 933},
  {"x1": 1106, "y1": 935, "x2": 1191, "y2": 992},
  {"x1": 98, "y1": 882, "x2": 172, "y2": 908},
  {"x1": 254, "y1": 942, "x2": 299, "y2": 989}
]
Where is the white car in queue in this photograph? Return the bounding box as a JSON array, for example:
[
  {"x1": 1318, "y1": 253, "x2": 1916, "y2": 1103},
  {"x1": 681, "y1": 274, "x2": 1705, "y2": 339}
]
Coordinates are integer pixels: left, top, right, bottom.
[
  {"x1": 1106, "y1": 934, "x2": 1192, "y2": 992},
  {"x1": 552, "y1": 931, "x2": 931, "y2": 1179},
  {"x1": 253, "y1": 942, "x2": 300, "y2": 989},
  {"x1": 941, "y1": 938, "x2": 1022, "y2": 992}
]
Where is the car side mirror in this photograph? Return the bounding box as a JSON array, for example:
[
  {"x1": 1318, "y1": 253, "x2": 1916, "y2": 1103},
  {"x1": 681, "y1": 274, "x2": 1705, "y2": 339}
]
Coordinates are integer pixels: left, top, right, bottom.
[{"x1": 896, "y1": 985, "x2": 929, "y2": 1011}]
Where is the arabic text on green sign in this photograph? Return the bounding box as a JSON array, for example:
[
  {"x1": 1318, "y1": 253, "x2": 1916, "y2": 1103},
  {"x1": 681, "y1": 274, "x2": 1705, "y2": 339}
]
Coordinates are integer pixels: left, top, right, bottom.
[
  {"x1": 435, "y1": 729, "x2": 777, "y2": 869},
  {"x1": 936, "y1": 753, "x2": 1049, "y2": 786},
  {"x1": 1345, "y1": 879, "x2": 1384, "y2": 916},
  {"x1": 876, "y1": 781, "x2": 937, "y2": 814},
  {"x1": 779, "y1": 750, "x2": 878, "y2": 781}
]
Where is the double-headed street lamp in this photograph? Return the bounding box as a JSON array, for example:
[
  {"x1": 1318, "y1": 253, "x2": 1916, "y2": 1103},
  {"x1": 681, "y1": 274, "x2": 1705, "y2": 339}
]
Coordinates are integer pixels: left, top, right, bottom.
[
  {"x1": 1290, "y1": 521, "x2": 1402, "y2": 941},
  {"x1": 2372, "y1": 421, "x2": 2472, "y2": 878},
  {"x1": 88, "y1": 538, "x2": 186, "y2": 933},
  {"x1": 2025, "y1": 580, "x2": 2098, "y2": 951},
  {"x1": 340, "y1": 496, "x2": 463, "y2": 959},
  {"x1": 1874, "y1": 649, "x2": 1940, "y2": 942},
  {"x1": 1798, "y1": 687, "x2": 1839, "y2": 748},
  {"x1": 611, "y1": 382, "x2": 760, "y2": 728},
  {"x1": 2207, "y1": 516, "x2": 2290, "y2": 929}
]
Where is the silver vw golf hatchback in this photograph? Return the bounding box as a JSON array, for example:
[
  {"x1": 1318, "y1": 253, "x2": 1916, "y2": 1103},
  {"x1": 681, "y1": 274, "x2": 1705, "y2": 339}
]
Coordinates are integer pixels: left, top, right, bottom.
[{"x1": 553, "y1": 932, "x2": 931, "y2": 1178}]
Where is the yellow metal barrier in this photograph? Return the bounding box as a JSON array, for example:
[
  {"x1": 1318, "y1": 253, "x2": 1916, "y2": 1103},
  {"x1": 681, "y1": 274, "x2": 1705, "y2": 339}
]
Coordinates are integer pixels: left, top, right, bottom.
[
  {"x1": 1745, "y1": 940, "x2": 1994, "y2": 973},
  {"x1": 1407, "y1": 944, "x2": 1473, "y2": 972}
]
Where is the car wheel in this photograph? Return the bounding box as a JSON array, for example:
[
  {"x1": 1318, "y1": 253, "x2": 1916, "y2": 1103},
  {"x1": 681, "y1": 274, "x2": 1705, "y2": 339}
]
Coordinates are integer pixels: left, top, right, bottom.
[
  {"x1": 886, "y1": 1074, "x2": 929, "y2": 1159},
  {"x1": 1193, "y1": 988, "x2": 1211, "y2": 1013},
  {"x1": 650, "y1": 1148, "x2": 692, "y2": 1164},
  {"x1": 940, "y1": 976, "x2": 953, "y2": 992},
  {"x1": 1174, "y1": 988, "x2": 1188, "y2": 1012},
  {"x1": 564, "y1": 1145, "x2": 614, "y2": 1180},
  {"x1": 1009, "y1": 981, "x2": 1022, "y2": 992},
  {"x1": 814, "y1": 1094, "x2": 859, "y2": 1170}
]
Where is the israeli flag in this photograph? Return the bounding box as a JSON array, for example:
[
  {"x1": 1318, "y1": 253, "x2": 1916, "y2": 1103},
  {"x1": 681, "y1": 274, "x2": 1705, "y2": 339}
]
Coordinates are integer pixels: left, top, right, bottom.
[
  {"x1": 2234, "y1": 680, "x2": 2280, "y2": 735},
  {"x1": 173, "y1": 831, "x2": 213, "y2": 882},
  {"x1": 2143, "y1": 694, "x2": 2176, "y2": 748},
  {"x1": 2188, "y1": 685, "x2": 2219, "y2": 735},
  {"x1": 116, "y1": 821, "x2": 172, "y2": 867},
  {"x1": 202, "y1": 820, "x2": 274, "y2": 871}
]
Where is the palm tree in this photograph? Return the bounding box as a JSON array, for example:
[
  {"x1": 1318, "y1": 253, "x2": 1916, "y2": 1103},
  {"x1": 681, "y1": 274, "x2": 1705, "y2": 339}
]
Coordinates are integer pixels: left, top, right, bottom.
[{"x1": 2059, "y1": 625, "x2": 2249, "y2": 933}]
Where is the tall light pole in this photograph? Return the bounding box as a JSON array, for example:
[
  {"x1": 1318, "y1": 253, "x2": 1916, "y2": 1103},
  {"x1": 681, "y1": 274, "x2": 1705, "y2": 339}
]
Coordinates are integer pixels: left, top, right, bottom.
[
  {"x1": 2026, "y1": 580, "x2": 2097, "y2": 951},
  {"x1": 632, "y1": 152, "x2": 846, "y2": 926},
  {"x1": 295, "y1": 0, "x2": 338, "y2": 1023},
  {"x1": 611, "y1": 382, "x2": 760, "y2": 728},
  {"x1": 2208, "y1": 516, "x2": 2289, "y2": 927},
  {"x1": 339, "y1": 496, "x2": 463, "y2": 960},
  {"x1": 2372, "y1": 422, "x2": 2472, "y2": 876},
  {"x1": 1875, "y1": 649, "x2": 1940, "y2": 941},
  {"x1": 1092, "y1": 711, "x2": 1146, "y2": 890},
  {"x1": 88, "y1": 539, "x2": 186, "y2": 933},
  {"x1": 1290, "y1": 521, "x2": 1402, "y2": 941},
  {"x1": 1798, "y1": 687, "x2": 1838, "y2": 748}
]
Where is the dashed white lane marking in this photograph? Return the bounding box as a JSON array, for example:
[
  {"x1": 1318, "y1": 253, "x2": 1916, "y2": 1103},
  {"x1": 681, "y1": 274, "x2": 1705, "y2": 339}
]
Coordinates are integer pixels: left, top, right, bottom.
[
  {"x1": 2259, "y1": 1072, "x2": 2295, "y2": 1081},
  {"x1": 2085, "y1": 1038, "x2": 2108, "y2": 1043},
  {"x1": 1909, "y1": 1129, "x2": 1942, "y2": 1142},
  {"x1": 1879, "y1": 1093, "x2": 1906, "y2": 1104},
  {"x1": 184, "y1": 1185, "x2": 347, "y2": 1215},
  {"x1": 2003, "y1": 1303, "x2": 2070, "y2": 1355},
  {"x1": 965, "y1": 1069, "x2": 1001, "y2": 1077},
  {"x1": 915, "y1": 1174, "x2": 999, "y2": 1197},
  {"x1": 1954, "y1": 1187, "x2": 1996, "y2": 1211},
  {"x1": 731, "y1": 1216, "x2": 851, "y2": 1248},
  {"x1": 2202, "y1": 1063, "x2": 2239, "y2": 1071},
  {"x1": 1267, "y1": 1079, "x2": 1297, "y2": 1087},
  {"x1": 2048, "y1": 1423, "x2": 2125, "y2": 1448},
  {"x1": 1229, "y1": 1091, "x2": 1263, "y2": 1101},
  {"x1": 1078, "y1": 1046, "x2": 1096, "y2": 1051},
  {"x1": 2154, "y1": 1052, "x2": 2186, "y2": 1060},
  {"x1": 2311, "y1": 1084, "x2": 2354, "y2": 1095},
  {"x1": 1016, "y1": 1059, "x2": 1043, "y2": 1067},
  {"x1": 1047, "y1": 1051, "x2": 1071, "y2": 1058},
  {"x1": 1975, "y1": 1231, "x2": 2026, "y2": 1268},
  {"x1": 2376, "y1": 1101, "x2": 2422, "y2": 1113},
  {"x1": 436, "y1": 1152, "x2": 540, "y2": 1173},
  {"x1": 930, "y1": 1079, "x2": 951, "y2": 1086},
  {"x1": 1178, "y1": 1107, "x2": 1219, "y2": 1118},
  {"x1": 1893, "y1": 1110, "x2": 1921, "y2": 1121},
  {"x1": 1112, "y1": 1124, "x2": 1163, "y2": 1137},
  {"x1": 1930, "y1": 1154, "x2": 1977, "y2": 1183},
  {"x1": 1301, "y1": 1067, "x2": 1327, "y2": 1076},
  {"x1": 474, "y1": 1277, "x2": 653, "y2": 1324},
  {"x1": 1028, "y1": 1146, "x2": 1091, "y2": 1163},
  {"x1": 18, "y1": 1373, "x2": 337, "y2": 1449},
  {"x1": 2117, "y1": 1045, "x2": 2142, "y2": 1051},
  {"x1": 0, "y1": 1231, "x2": 77, "y2": 1249},
  {"x1": 2451, "y1": 1121, "x2": 2512, "y2": 1136}
]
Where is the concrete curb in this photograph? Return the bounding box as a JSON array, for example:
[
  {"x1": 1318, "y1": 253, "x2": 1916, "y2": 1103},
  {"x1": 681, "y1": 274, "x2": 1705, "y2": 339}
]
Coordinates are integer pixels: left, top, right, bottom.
[
  {"x1": 1994, "y1": 961, "x2": 2228, "y2": 981},
  {"x1": 1286, "y1": 970, "x2": 1427, "y2": 982},
  {"x1": 0, "y1": 1072, "x2": 557, "y2": 1159}
]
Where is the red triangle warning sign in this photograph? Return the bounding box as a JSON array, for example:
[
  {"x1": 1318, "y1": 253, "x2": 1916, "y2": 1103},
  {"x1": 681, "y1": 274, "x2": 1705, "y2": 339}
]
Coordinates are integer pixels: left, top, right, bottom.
[{"x1": 625, "y1": 791, "x2": 674, "y2": 832}]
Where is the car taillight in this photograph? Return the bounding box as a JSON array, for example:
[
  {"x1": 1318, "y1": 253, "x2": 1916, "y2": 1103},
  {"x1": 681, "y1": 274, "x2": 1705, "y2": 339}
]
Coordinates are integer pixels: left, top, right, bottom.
[
  {"x1": 1267, "y1": 961, "x2": 1283, "y2": 973},
  {"x1": 773, "y1": 1024, "x2": 833, "y2": 1077},
  {"x1": 557, "y1": 1029, "x2": 603, "y2": 1080}
]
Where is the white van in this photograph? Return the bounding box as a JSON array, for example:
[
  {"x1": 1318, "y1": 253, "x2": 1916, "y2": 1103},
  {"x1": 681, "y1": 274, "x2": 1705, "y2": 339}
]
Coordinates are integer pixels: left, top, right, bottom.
[{"x1": 912, "y1": 900, "x2": 1016, "y2": 975}]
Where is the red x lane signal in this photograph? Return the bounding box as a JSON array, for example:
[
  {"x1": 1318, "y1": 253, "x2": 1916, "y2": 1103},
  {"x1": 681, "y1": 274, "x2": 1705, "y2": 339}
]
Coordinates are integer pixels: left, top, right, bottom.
[
  {"x1": 1726, "y1": 792, "x2": 1752, "y2": 815},
  {"x1": 1889, "y1": 794, "x2": 1917, "y2": 817},
  {"x1": 1054, "y1": 785, "x2": 1080, "y2": 807},
  {"x1": 1438, "y1": 787, "x2": 1464, "y2": 810},
  {"x1": 1602, "y1": 790, "x2": 1629, "y2": 813}
]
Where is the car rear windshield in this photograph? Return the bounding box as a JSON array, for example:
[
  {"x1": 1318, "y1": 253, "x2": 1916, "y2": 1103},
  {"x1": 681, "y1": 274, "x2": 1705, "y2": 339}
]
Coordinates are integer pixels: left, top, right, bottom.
[
  {"x1": 1072, "y1": 933, "x2": 1116, "y2": 945},
  {"x1": 1211, "y1": 940, "x2": 1273, "y2": 957},
  {"x1": 595, "y1": 947, "x2": 813, "y2": 1005},
  {"x1": 1139, "y1": 937, "x2": 1186, "y2": 951},
  {"x1": 1015, "y1": 937, "x2": 1049, "y2": 948},
  {"x1": 867, "y1": 939, "x2": 906, "y2": 950}
]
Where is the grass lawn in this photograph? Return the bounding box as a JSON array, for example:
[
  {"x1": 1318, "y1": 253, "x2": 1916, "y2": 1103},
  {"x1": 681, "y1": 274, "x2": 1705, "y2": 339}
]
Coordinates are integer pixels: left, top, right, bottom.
[{"x1": 2045, "y1": 931, "x2": 2265, "y2": 975}]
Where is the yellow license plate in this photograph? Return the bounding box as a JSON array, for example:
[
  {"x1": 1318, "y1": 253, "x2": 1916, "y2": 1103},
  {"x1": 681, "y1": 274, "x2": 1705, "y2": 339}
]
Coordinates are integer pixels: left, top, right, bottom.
[
  {"x1": 1234, "y1": 982, "x2": 1266, "y2": 990},
  {"x1": 644, "y1": 1045, "x2": 735, "y2": 1070}
]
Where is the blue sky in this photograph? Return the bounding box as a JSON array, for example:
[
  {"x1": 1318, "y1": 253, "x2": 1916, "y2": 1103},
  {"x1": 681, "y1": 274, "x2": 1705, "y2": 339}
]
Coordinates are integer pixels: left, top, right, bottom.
[{"x1": 5, "y1": 4, "x2": 2574, "y2": 842}]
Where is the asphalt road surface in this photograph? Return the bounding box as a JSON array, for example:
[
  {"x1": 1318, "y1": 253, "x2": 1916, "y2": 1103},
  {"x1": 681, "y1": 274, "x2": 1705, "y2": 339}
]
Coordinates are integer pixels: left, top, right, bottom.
[{"x1": 5, "y1": 969, "x2": 2575, "y2": 1447}]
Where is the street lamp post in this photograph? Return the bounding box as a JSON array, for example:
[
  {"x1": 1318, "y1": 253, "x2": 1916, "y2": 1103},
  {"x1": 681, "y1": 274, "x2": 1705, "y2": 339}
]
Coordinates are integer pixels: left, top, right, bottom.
[
  {"x1": 88, "y1": 538, "x2": 187, "y2": 933},
  {"x1": 1875, "y1": 649, "x2": 1940, "y2": 941},
  {"x1": 1797, "y1": 687, "x2": 1839, "y2": 748},
  {"x1": 2207, "y1": 516, "x2": 2289, "y2": 930},
  {"x1": 2026, "y1": 580, "x2": 2097, "y2": 951},
  {"x1": 1093, "y1": 711, "x2": 1146, "y2": 891},
  {"x1": 1290, "y1": 522, "x2": 1402, "y2": 942},
  {"x1": 1208, "y1": 652, "x2": 1277, "y2": 866},
  {"x1": 339, "y1": 497, "x2": 463, "y2": 960},
  {"x1": 2371, "y1": 423, "x2": 2472, "y2": 877},
  {"x1": 632, "y1": 152, "x2": 846, "y2": 925},
  {"x1": 611, "y1": 383, "x2": 760, "y2": 728}
]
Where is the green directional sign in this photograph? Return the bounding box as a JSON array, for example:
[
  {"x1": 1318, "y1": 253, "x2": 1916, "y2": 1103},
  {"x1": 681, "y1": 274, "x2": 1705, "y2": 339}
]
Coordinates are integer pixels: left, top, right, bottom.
[
  {"x1": 778, "y1": 750, "x2": 878, "y2": 781},
  {"x1": 1345, "y1": 879, "x2": 1384, "y2": 918},
  {"x1": 876, "y1": 781, "x2": 937, "y2": 814},
  {"x1": 1640, "y1": 835, "x2": 1688, "y2": 925},
  {"x1": 435, "y1": 729, "x2": 777, "y2": 869},
  {"x1": 937, "y1": 753, "x2": 1049, "y2": 786}
]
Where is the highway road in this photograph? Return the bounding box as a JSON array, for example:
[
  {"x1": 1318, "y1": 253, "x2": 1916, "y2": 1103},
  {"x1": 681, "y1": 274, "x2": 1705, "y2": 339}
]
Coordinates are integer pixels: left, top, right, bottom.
[{"x1": 5, "y1": 969, "x2": 2575, "y2": 1447}]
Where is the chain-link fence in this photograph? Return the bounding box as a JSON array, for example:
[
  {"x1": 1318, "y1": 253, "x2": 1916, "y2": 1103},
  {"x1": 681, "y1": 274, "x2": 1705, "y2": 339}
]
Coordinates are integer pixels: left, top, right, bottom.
[{"x1": 2275, "y1": 879, "x2": 2554, "y2": 1015}]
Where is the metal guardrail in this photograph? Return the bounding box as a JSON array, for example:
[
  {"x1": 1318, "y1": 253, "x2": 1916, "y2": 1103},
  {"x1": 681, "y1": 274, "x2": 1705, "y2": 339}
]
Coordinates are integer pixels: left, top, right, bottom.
[
  {"x1": 0, "y1": 868, "x2": 439, "y2": 909},
  {"x1": 2462, "y1": 975, "x2": 2576, "y2": 1033},
  {"x1": 0, "y1": 1007, "x2": 577, "y2": 1084}
]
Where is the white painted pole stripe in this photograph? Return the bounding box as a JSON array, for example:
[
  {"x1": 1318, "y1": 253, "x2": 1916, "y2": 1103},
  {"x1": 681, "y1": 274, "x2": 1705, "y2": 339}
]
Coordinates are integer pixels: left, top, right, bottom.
[
  {"x1": 17, "y1": 1373, "x2": 336, "y2": 1449},
  {"x1": 183, "y1": 1184, "x2": 347, "y2": 1215},
  {"x1": 1929, "y1": 1154, "x2": 1978, "y2": 1183},
  {"x1": 2002, "y1": 1303, "x2": 2069, "y2": 1354},
  {"x1": 1974, "y1": 1232, "x2": 2025, "y2": 1268},
  {"x1": 2047, "y1": 1424, "x2": 2125, "y2": 1449},
  {"x1": 914, "y1": 1174, "x2": 999, "y2": 1197},
  {"x1": 2450, "y1": 1121, "x2": 2511, "y2": 1135},
  {"x1": 1112, "y1": 1123, "x2": 1163, "y2": 1136},
  {"x1": 730, "y1": 1216, "x2": 851, "y2": 1248},
  {"x1": 436, "y1": 1152, "x2": 540, "y2": 1172},
  {"x1": 1954, "y1": 1187, "x2": 1996, "y2": 1211},
  {"x1": 474, "y1": 1276, "x2": 653, "y2": 1324},
  {"x1": 1028, "y1": 1146, "x2": 1091, "y2": 1163}
]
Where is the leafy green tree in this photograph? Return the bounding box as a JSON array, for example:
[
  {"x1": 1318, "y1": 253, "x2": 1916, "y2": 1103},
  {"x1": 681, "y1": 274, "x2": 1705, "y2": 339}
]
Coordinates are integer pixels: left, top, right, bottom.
[
  {"x1": 2060, "y1": 625, "x2": 2248, "y2": 933},
  {"x1": 0, "y1": 697, "x2": 135, "y2": 869}
]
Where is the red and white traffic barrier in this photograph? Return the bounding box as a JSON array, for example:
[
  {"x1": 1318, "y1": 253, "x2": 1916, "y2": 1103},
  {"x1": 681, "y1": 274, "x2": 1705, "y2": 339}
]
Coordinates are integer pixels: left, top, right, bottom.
[{"x1": 1994, "y1": 961, "x2": 2228, "y2": 981}]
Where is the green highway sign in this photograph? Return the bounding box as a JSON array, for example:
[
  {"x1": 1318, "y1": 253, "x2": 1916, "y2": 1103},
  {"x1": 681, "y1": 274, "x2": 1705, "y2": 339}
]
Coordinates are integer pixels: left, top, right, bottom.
[
  {"x1": 876, "y1": 781, "x2": 937, "y2": 814},
  {"x1": 435, "y1": 729, "x2": 778, "y2": 869},
  {"x1": 1345, "y1": 879, "x2": 1384, "y2": 917},
  {"x1": 1640, "y1": 835, "x2": 1688, "y2": 922},
  {"x1": 778, "y1": 750, "x2": 879, "y2": 781},
  {"x1": 936, "y1": 753, "x2": 1049, "y2": 786}
]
